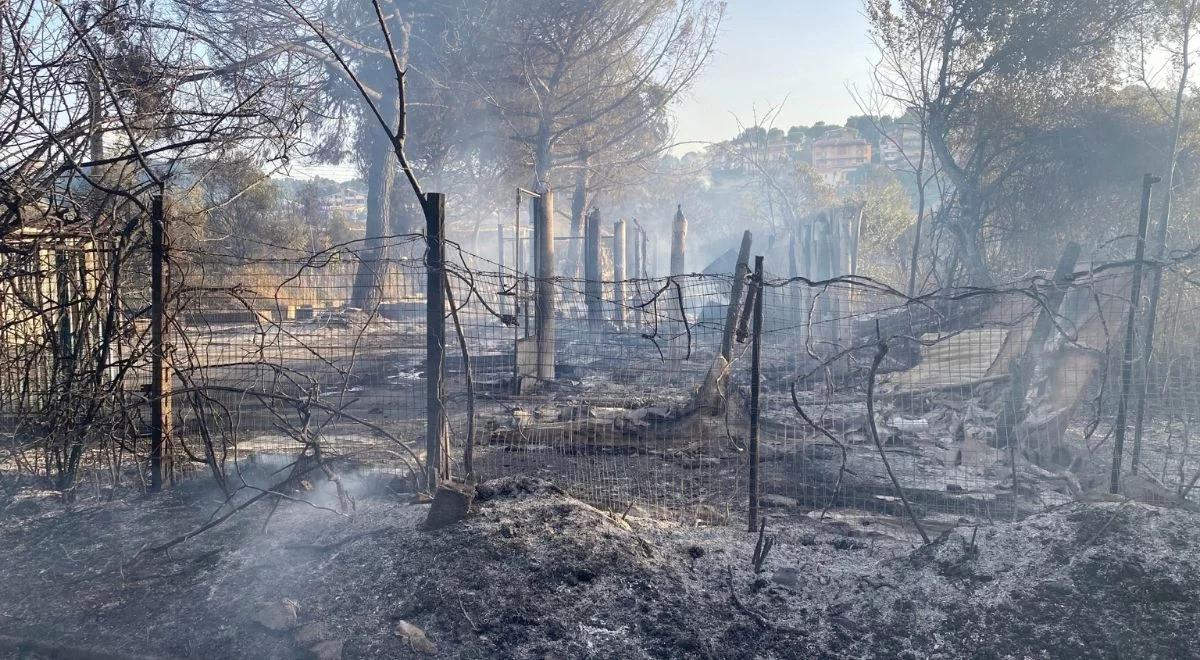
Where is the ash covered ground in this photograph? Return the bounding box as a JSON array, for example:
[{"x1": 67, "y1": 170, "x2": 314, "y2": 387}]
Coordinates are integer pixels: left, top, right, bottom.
[{"x1": 0, "y1": 471, "x2": 1197, "y2": 659}]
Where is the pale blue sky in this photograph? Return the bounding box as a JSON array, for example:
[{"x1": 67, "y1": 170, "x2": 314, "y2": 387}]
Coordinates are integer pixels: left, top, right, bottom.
[{"x1": 672, "y1": 0, "x2": 875, "y2": 151}]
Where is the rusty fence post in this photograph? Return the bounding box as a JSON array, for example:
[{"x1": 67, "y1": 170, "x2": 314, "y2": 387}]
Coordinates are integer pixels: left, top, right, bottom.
[
  {"x1": 748, "y1": 255, "x2": 764, "y2": 532},
  {"x1": 1111, "y1": 174, "x2": 1159, "y2": 494}
]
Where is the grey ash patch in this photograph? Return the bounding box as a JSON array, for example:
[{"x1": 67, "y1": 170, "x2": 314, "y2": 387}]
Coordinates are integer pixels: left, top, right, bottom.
[{"x1": 0, "y1": 477, "x2": 1197, "y2": 658}]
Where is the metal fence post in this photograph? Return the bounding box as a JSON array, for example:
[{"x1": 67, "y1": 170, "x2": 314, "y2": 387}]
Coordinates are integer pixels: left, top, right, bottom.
[
  {"x1": 149, "y1": 193, "x2": 172, "y2": 492},
  {"x1": 1111, "y1": 174, "x2": 1159, "y2": 494},
  {"x1": 748, "y1": 255, "x2": 764, "y2": 533},
  {"x1": 424, "y1": 192, "x2": 447, "y2": 489}
]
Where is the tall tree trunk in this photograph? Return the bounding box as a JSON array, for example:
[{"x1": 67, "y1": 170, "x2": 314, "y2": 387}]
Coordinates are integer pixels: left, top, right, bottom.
[
  {"x1": 565, "y1": 155, "x2": 589, "y2": 278},
  {"x1": 350, "y1": 12, "x2": 411, "y2": 310},
  {"x1": 927, "y1": 111, "x2": 992, "y2": 286},
  {"x1": 350, "y1": 120, "x2": 396, "y2": 309},
  {"x1": 948, "y1": 212, "x2": 989, "y2": 287},
  {"x1": 533, "y1": 120, "x2": 553, "y2": 193},
  {"x1": 907, "y1": 131, "x2": 929, "y2": 297},
  {"x1": 389, "y1": 181, "x2": 423, "y2": 235}
]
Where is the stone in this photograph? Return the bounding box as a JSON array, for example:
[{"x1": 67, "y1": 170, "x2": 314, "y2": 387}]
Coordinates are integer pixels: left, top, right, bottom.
[
  {"x1": 254, "y1": 598, "x2": 299, "y2": 631},
  {"x1": 424, "y1": 480, "x2": 476, "y2": 530},
  {"x1": 293, "y1": 622, "x2": 331, "y2": 646},
  {"x1": 394, "y1": 619, "x2": 437, "y2": 655}
]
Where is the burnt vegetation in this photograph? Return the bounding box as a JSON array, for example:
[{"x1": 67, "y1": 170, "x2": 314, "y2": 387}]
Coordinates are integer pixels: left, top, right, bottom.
[{"x1": 2, "y1": 0, "x2": 1200, "y2": 658}]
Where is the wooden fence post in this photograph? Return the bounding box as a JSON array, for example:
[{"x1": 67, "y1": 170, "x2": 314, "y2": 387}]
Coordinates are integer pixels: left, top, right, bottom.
[
  {"x1": 533, "y1": 188, "x2": 556, "y2": 381},
  {"x1": 626, "y1": 221, "x2": 641, "y2": 283},
  {"x1": 671, "y1": 204, "x2": 687, "y2": 275},
  {"x1": 720, "y1": 231, "x2": 753, "y2": 362},
  {"x1": 149, "y1": 193, "x2": 173, "y2": 492},
  {"x1": 425, "y1": 192, "x2": 448, "y2": 488},
  {"x1": 650, "y1": 231, "x2": 659, "y2": 278},
  {"x1": 584, "y1": 206, "x2": 603, "y2": 329},
  {"x1": 748, "y1": 255, "x2": 765, "y2": 532},
  {"x1": 497, "y1": 220, "x2": 505, "y2": 271},
  {"x1": 642, "y1": 228, "x2": 651, "y2": 279},
  {"x1": 612, "y1": 218, "x2": 626, "y2": 326}
]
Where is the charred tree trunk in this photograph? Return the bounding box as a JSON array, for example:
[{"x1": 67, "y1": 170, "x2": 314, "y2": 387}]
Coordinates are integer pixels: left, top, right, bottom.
[
  {"x1": 927, "y1": 110, "x2": 991, "y2": 287},
  {"x1": 947, "y1": 197, "x2": 990, "y2": 287},
  {"x1": 721, "y1": 231, "x2": 754, "y2": 361}
]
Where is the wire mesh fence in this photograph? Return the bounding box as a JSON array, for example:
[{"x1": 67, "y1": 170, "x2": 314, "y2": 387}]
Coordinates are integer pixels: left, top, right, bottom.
[
  {"x1": 4, "y1": 219, "x2": 1200, "y2": 528},
  {"x1": 460, "y1": 267, "x2": 747, "y2": 523},
  {"x1": 169, "y1": 236, "x2": 432, "y2": 485},
  {"x1": 441, "y1": 244, "x2": 1200, "y2": 525}
]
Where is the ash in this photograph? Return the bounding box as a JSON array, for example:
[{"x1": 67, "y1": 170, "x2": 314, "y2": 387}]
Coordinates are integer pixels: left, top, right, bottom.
[{"x1": 1, "y1": 472, "x2": 1197, "y2": 658}]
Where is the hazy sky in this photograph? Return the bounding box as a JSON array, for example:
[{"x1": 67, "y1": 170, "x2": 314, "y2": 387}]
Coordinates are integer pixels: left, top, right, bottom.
[
  {"x1": 289, "y1": 2, "x2": 876, "y2": 180},
  {"x1": 672, "y1": 0, "x2": 875, "y2": 152}
]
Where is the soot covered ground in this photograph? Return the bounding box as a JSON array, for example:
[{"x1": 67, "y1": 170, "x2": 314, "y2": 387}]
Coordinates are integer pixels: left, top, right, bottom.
[{"x1": 0, "y1": 474, "x2": 1197, "y2": 659}]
